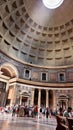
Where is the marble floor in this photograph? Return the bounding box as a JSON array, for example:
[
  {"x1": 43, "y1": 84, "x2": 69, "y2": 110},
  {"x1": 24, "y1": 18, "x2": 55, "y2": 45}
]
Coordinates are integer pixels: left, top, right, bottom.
[{"x1": 0, "y1": 113, "x2": 57, "y2": 130}]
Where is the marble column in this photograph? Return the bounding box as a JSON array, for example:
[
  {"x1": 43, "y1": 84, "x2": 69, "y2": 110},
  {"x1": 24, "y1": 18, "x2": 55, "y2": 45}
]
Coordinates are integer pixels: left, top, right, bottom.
[
  {"x1": 19, "y1": 95, "x2": 22, "y2": 105},
  {"x1": 46, "y1": 90, "x2": 49, "y2": 108},
  {"x1": 31, "y1": 88, "x2": 35, "y2": 106},
  {"x1": 52, "y1": 90, "x2": 56, "y2": 111},
  {"x1": 38, "y1": 89, "x2": 41, "y2": 108},
  {"x1": 71, "y1": 94, "x2": 73, "y2": 108},
  {"x1": 10, "y1": 84, "x2": 17, "y2": 106}
]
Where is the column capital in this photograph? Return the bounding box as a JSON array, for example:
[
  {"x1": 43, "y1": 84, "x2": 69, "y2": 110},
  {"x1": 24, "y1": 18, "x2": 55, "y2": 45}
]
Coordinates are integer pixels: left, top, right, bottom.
[
  {"x1": 46, "y1": 89, "x2": 49, "y2": 92},
  {"x1": 38, "y1": 88, "x2": 41, "y2": 91},
  {"x1": 32, "y1": 88, "x2": 35, "y2": 91}
]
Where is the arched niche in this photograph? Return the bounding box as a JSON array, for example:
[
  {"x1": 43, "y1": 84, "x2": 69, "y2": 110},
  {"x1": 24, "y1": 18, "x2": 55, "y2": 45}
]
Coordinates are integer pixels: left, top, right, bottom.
[{"x1": 1, "y1": 63, "x2": 19, "y2": 78}]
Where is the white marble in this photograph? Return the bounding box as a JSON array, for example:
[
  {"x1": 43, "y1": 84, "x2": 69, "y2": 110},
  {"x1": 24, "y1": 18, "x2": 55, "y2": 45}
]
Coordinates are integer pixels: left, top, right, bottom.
[{"x1": 0, "y1": 113, "x2": 57, "y2": 130}]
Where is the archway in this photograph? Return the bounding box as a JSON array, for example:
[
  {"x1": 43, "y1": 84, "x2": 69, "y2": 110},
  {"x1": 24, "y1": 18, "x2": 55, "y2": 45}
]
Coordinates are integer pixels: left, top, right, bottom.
[
  {"x1": 19, "y1": 91, "x2": 30, "y2": 106},
  {"x1": 1, "y1": 63, "x2": 19, "y2": 78},
  {"x1": 58, "y1": 95, "x2": 68, "y2": 110},
  {"x1": 0, "y1": 63, "x2": 19, "y2": 106}
]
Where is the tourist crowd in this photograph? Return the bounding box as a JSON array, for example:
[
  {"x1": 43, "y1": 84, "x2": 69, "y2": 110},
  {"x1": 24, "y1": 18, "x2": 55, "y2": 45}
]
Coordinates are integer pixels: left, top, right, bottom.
[{"x1": 0, "y1": 105, "x2": 73, "y2": 118}]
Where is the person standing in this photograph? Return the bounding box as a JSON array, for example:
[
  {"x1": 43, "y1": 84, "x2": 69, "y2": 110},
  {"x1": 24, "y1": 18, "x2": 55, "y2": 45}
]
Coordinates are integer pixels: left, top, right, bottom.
[
  {"x1": 58, "y1": 107, "x2": 63, "y2": 116},
  {"x1": 46, "y1": 107, "x2": 49, "y2": 119},
  {"x1": 63, "y1": 107, "x2": 72, "y2": 117},
  {"x1": 12, "y1": 105, "x2": 16, "y2": 117}
]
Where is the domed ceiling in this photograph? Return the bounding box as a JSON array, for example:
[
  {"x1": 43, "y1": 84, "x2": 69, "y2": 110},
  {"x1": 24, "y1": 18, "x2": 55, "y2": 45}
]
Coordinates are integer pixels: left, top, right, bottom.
[{"x1": 0, "y1": 0, "x2": 73, "y2": 67}]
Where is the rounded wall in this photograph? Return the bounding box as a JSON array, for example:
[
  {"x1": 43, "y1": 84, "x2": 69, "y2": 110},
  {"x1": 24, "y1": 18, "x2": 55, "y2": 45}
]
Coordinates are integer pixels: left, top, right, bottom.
[
  {"x1": 1, "y1": 53, "x2": 73, "y2": 109},
  {"x1": 1, "y1": 52, "x2": 73, "y2": 85}
]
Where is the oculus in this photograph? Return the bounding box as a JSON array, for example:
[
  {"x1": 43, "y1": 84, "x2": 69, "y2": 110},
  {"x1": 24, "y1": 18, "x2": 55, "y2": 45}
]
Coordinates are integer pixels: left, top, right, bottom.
[{"x1": 42, "y1": 0, "x2": 64, "y2": 9}]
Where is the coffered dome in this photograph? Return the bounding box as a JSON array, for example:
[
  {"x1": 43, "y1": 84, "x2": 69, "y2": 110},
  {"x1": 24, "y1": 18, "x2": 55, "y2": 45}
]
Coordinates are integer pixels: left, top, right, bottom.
[{"x1": 0, "y1": 0, "x2": 73, "y2": 67}]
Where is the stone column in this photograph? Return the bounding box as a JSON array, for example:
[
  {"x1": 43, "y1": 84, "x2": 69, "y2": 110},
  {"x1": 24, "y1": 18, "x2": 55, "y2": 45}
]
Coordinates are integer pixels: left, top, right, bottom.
[
  {"x1": 52, "y1": 90, "x2": 56, "y2": 111},
  {"x1": 31, "y1": 88, "x2": 35, "y2": 106},
  {"x1": 71, "y1": 95, "x2": 73, "y2": 108},
  {"x1": 38, "y1": 89, "x2": 41, "y2": 108},
  {"x1": 10, "y1": 84, "x2": 17, "y2": 106},
  {"x1": 19, "y1": 95, "x2": 22, "y2": 105},
  {"x1": 46, "y1": 89, "x2": 49, "y2": 108}
]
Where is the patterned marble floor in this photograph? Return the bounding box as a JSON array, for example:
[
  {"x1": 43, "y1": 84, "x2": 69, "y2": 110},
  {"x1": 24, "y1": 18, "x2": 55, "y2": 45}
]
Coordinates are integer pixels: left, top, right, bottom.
[{"x1": 0, "y1": 113, "x2": 57, "y2": 130}]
